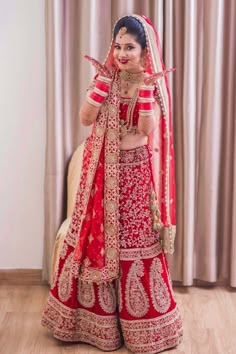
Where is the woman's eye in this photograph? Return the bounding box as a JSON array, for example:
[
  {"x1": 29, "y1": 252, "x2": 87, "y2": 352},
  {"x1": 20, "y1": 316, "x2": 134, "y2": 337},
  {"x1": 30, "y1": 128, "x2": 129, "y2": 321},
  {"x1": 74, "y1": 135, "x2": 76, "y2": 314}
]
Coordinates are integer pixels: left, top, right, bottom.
[
  {"x1": 127, "y1": 46, "x2": 134, "y2": 50},
  {"x1": 114, "y1": 45, "x2": 120, "y2": 50}
]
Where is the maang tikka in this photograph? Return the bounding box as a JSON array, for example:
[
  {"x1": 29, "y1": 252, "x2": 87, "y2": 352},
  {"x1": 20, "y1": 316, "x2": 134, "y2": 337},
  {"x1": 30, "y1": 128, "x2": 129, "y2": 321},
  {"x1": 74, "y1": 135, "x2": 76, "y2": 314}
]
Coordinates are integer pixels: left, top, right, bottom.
[{"x1": 119, "y1": 27, "x2": 127, "y2": 38}]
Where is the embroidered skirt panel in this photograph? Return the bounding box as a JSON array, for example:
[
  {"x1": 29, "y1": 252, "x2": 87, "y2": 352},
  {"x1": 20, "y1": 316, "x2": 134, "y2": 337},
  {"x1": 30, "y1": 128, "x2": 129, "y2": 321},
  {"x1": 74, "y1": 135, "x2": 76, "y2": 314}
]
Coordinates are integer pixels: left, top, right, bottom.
[{"x1": 41, "y1": 145, "x2": 183, "y2": 353}]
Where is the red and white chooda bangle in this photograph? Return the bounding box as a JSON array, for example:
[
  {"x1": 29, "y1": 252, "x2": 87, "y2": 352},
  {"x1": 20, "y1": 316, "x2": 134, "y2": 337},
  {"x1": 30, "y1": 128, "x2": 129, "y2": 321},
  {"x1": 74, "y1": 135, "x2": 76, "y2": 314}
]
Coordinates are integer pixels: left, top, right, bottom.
[
  {"x1": 138, "y1": 85, "x2": 155, "y2": 116},
  {"x1": 87, "y1": 75, "x2": 112, "y2": 108}
]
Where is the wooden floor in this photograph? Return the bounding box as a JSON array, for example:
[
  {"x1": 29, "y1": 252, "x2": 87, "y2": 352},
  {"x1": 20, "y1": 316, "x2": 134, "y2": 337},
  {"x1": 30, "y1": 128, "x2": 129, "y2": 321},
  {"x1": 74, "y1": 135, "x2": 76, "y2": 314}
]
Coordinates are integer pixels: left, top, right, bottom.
[{"x1": 0, "y1": 285, "x2": 236, "y2": 354}]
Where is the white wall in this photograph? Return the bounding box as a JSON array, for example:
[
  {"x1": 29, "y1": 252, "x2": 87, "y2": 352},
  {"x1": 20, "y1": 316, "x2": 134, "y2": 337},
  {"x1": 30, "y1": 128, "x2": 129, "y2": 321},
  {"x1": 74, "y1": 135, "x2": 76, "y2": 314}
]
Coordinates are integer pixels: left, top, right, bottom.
[{"x1": 0, "y1": 0, "x2": 45, "y2": 268}]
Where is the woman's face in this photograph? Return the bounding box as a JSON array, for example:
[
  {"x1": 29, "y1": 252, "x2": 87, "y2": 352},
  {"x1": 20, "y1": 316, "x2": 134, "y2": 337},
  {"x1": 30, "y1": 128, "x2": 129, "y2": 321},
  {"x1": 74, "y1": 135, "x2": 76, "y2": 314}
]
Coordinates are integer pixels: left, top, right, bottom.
[{"x1": 113, "y1": 32, "x2": 144, "y2": 73}]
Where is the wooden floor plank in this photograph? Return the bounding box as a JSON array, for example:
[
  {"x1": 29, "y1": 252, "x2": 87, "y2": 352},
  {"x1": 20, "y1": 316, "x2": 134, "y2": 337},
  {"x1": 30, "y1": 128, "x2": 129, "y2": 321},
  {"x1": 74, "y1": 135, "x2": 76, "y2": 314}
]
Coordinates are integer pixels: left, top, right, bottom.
[{"x1": 0, "y1": 285, "x2": 235, "y2": 354}]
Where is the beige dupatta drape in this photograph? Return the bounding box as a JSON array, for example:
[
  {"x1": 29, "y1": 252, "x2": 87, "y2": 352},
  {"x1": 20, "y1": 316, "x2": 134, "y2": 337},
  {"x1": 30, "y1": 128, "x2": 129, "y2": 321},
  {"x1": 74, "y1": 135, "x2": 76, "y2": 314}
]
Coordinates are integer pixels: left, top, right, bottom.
[{"x1": 43, "y1": 0, "x2": 236, "y2": 287}]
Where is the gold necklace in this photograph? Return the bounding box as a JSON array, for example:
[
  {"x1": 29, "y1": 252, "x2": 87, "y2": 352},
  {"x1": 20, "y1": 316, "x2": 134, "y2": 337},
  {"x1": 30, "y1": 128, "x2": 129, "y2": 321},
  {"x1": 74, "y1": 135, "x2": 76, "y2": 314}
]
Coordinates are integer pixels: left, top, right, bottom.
[
  {"x1": 119, "y1": 88, "x2": 139, "y2": 138},
  {"x1": 120, "y1": 70, "x2": 145, "y2": 95},
  {"x1": 120, "y1": 70, "x2": 145, "y2": 83}
]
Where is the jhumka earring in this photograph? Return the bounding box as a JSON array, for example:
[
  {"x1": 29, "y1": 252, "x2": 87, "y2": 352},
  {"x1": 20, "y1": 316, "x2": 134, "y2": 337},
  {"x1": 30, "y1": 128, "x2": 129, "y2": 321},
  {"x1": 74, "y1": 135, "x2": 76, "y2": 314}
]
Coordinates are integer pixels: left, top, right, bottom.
[
  {"x1": 141, "y1": 55, "x2": 147, "y2": 68},
  {"x1": 141, "y1": 50, "x2": 148, "y2": 68}
]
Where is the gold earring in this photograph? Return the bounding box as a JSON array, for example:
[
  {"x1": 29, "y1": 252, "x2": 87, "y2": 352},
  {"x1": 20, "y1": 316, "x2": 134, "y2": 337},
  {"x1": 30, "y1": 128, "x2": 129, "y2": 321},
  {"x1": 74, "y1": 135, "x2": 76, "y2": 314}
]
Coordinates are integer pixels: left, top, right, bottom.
[{"x1": 141, "y1": 55, "x2": 147, "y2": 68}]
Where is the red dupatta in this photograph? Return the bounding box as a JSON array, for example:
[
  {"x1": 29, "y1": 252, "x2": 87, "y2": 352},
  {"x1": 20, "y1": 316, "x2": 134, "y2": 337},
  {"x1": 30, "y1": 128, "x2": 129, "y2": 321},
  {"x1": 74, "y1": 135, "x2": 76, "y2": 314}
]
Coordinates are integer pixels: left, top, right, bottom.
[{"x1": 69, "y1": 15, "x2": 176, "y2": 284}]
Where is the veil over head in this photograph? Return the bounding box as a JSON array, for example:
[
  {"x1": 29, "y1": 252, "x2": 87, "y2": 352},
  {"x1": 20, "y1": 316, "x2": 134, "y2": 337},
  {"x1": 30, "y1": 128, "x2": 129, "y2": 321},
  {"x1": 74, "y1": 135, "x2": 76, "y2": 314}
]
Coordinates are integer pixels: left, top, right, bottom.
[{"x1": 70, "y1": 14, "x2": 176, "y2": 284}]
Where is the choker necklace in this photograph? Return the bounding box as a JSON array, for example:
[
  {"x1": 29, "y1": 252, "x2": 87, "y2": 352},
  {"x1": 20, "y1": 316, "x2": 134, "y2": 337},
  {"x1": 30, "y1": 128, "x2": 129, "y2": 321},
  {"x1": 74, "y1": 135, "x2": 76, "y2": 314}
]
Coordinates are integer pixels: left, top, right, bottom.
[
  {"x1": 120, "y1": 70, "x2": 145, "y2": 95},
  {"x1": 120, "y1": 70, "x2": 145, "y2": 83}
]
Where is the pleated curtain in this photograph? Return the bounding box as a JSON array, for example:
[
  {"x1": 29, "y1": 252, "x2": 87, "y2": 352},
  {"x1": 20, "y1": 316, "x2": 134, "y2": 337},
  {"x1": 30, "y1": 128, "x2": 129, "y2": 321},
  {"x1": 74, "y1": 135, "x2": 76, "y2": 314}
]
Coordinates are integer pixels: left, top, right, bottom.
[{"x1": 43, "y1": 0, "x2": 236, "y2": 287}]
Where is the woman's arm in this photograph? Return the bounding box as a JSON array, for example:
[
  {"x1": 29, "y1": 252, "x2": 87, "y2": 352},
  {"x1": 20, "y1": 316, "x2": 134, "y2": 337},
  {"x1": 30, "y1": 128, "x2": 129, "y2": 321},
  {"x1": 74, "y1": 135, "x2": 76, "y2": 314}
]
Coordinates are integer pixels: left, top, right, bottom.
[
  {"x1": 137, "y1": 84, "x2": 161, "y2": 135},
  {"x1": 138, "y1": 101, "x2": 161, "y2": 135},
  {"x1": 79, "y1": 75, "x2": 111, "y2": 126},
  {"x1": 79, "y1": 99, "x2": 100, "y2": 126}
]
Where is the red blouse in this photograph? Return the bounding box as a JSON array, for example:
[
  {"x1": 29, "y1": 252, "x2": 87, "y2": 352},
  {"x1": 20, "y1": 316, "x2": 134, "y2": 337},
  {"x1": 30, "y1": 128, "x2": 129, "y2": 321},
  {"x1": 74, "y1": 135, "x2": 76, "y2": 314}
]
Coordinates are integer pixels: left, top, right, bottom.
[
  {"x1": 120, "y1": 99, "x2": 139, "y2": 126},
  {"x1": 119, "y1": 86, "x2": 158, "y2": 126}
]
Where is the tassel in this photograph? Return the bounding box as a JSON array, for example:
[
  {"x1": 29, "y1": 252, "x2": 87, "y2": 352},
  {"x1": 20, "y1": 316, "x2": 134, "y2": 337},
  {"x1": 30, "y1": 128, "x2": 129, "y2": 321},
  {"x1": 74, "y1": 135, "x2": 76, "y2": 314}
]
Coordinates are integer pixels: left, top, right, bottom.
[{"x1": 150, "y1": 190, "x2": 163, "y2": 231}]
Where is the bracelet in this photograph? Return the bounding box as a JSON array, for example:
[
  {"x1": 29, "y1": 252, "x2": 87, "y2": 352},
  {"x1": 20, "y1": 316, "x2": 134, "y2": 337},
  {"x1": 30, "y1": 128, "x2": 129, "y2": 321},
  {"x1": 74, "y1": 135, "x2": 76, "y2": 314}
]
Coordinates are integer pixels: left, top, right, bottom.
[
  {"x1": 138, "y1": 85, "x2": 154, "y2": 116},
  {"x1": 87, "y1": 75, "x2": 112, "y2": 108}
]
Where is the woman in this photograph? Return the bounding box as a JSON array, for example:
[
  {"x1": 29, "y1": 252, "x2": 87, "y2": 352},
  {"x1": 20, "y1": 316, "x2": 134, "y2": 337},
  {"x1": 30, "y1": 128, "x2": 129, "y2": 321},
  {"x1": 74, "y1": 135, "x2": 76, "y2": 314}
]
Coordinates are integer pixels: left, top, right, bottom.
[{"x1": 41, "y1": 14, "x2": 183, "y2": 353}]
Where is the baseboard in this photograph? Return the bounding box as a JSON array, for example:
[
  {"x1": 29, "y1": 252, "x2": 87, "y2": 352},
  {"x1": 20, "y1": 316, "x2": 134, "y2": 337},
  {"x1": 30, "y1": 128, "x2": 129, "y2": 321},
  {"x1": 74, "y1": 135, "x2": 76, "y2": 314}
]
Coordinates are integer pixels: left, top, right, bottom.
[
  {"x1": 0, "y1": 269, "x2": 229, "y2": 288},
  {"x1": 0, "y1": 269, "x2": 48, "y2": 285}
]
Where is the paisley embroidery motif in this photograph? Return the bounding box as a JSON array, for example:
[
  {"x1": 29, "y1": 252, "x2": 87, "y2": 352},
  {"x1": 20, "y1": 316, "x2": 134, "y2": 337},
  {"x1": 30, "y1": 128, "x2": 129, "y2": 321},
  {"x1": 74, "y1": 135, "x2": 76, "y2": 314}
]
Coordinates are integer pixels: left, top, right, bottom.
[
  {"x1": 150, "y1": 257, "x2": 171, "y2": 313},
  {"x1": 125, "y1": 260, "x2": 149, "y2": 317},
  {"x1": 51, "y1": 261, "x2": 59, "y2": 290},
  {"x1": 58, "y1": 252, "x2": 73, "y2": 302},
  {"x1": 77, "y1": 281, "x2": 95, "y2": 308},
  {"x1": 98, "y1": 282, "x2": 116, "y2": 313},
  {"x1": 163, "y1": 254, "x2": 176, "y2": 301}
]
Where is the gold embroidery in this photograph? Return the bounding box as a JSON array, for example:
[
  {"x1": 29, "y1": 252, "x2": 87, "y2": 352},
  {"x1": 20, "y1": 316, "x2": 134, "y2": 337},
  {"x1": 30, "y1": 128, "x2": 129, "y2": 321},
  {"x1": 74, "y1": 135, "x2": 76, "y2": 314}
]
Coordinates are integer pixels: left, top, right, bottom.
[
  {"x1": 108, "y1": 269, "x2": 118, "y2": 277},
  {"x1": 83, "y1": 257, "x2": 91, "y2": 266},
  {"x1": 111, "y1": 82, "x2": 118, "y2": 93},
  {"x1": 105, "y1": 153, "x2": 118, "y2": 164},
  {"x1": 95, "y1": 126, "x2": 105, "y2": 137},
  {"x1": 98, "y1": 282, "x2": 116, "y2": 313},
  {"x1": 159, "y1": 225, "x2": 176, "y2": 254},
  {"x1": 109, "y1": 104, "x2": 117, "y2": 117},
  {"x1": 150, "y1": 257, "x2": 171, "y2": 313},
  {"x1": 120, "y1": 306, "x2": 183, "y2": 353},
  {"x1": 77, "y1": 281, "x2": 95, "y2": 308},
  {"x1": 58, "y1": 252, "x2": 73, "y2": 302},
  {"x1": 163, "y1": 254, "x2": 176, "y2": 301},
  {"x1": 41, "y1": 292, "x2": 122, "y2": 350},
  {"x1": 106, "y1": 128, "x2": 117, "y2": 141},
  {"x1": 91, "y1": 270, "x2": 102, "y2": 282},
  {"x1": 105, "y1": 201, "x2": 118, "y2": 213},
  {"x1": 92, "y1": 149, "x2": 99, "y2": 160},
  {"x1": 70, "y1": 259, "x2": 80, "y2": 278},
  {"x1": 119, "y1": 158, "x2": 149, "y2": 167},
  {"x1": 74, "y1": 71, "x2": 120, "y2": 283},
  {"x1": 87, "y1": 171, "x2": 93, "y2": 183},
  {"x1": 106, "y1": 248, "x2": 118, "y2": 260},
  {"x1": 120, "y1": 242, "x2": 162, "y2": 261},
  {"x1": 106, "y1": 176, "x2": 118, "y2": 189},
  {"x1": 51, "y1": 252, "x2": 60, "y2": 289},
  {"x1": 119, "y1": 145, "x2": 150, "y2": 164},
  {"x1": 119, "y1": 146, "x2": 159, "y2": 249},
  {"x1": 105, "y1": 224, "x2": 117, "y2": 236},
  {"x1": 68, "y1": 118, "x2": 106, "y2": 260},
  {"x1": 60, "y1": 242, "x2": 68, "y2": 259},
  {"x1": 102, "y1": 72, "x2": 120, "y2": 281},
  {"x1": 100, "y1": 101, "x2": 107, "y2": 113},
  {"x1": 125, "y1": 259, "x2": 149, "y2": 317}
]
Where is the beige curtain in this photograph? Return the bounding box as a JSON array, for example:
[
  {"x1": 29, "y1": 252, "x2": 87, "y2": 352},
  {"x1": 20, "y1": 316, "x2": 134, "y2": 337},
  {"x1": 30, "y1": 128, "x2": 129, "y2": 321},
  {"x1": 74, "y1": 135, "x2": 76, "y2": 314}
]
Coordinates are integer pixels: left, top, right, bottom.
[{"x1": 42, "y1": 0, "x2": 236, "y2": 287}]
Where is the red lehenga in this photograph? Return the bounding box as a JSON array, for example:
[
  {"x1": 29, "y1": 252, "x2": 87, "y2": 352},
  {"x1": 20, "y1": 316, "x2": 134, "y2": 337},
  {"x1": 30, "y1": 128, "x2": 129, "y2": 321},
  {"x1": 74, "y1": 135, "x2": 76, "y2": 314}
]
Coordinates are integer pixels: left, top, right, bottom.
[{"x1": 41, "y1": 14, "x2": 183, "y2": 354}]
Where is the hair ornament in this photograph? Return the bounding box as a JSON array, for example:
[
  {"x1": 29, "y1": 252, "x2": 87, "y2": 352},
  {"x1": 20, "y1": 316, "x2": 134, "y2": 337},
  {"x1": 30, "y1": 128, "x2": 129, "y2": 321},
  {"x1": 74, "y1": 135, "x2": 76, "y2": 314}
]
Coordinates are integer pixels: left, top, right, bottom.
[{"x1": 119, "y1": 27, "x2": 127, "y2": 37}]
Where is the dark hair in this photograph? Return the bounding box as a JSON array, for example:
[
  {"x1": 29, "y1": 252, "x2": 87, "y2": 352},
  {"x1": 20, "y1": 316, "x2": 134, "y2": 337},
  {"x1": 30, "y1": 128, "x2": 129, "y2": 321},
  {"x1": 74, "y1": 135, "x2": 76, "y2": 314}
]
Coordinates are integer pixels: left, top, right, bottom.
[{"x1": 113, "y1": 16, "x2": 146, "y2": 49}]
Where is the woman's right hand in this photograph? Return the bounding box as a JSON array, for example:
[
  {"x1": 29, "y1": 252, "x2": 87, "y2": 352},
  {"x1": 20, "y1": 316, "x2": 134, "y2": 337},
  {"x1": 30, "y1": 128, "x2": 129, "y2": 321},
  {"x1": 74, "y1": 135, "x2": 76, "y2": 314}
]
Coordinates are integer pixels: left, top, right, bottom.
[
  {"x1": 84, "y1": 55, "x2": 112, "y2": 79},
  {"x1": 87, "y1": 75, "x2": 112, "y2": 108},
  {"x1": 79, "y1": 55, "x2": 112, "y2": 126}
]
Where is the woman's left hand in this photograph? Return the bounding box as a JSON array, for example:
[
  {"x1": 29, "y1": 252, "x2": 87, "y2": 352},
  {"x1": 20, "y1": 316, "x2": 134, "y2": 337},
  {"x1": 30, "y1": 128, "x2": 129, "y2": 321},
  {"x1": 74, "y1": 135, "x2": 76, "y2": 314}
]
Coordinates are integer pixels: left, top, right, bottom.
[{"x1": 144, "y1": 68, "x2": 176, "y2": 85}]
